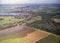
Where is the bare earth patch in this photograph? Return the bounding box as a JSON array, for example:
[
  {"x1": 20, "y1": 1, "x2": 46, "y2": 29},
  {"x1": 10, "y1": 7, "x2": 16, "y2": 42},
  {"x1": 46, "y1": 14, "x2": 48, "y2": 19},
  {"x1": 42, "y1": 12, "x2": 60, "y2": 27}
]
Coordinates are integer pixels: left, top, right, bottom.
[{"x1": 17, "y1": 27, "x2": 51, "y2": 43}]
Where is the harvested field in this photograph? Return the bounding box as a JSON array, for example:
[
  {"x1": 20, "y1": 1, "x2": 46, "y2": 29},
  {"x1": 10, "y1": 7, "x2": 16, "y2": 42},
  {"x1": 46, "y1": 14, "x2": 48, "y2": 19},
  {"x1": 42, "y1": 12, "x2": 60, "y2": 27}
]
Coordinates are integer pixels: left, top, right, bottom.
[
  {"x1": 17, "y1": 27, "x2": 51, "y2": 43},
  {"x1": 0, "y1": 26, "x2": 59, "y2": 43}
]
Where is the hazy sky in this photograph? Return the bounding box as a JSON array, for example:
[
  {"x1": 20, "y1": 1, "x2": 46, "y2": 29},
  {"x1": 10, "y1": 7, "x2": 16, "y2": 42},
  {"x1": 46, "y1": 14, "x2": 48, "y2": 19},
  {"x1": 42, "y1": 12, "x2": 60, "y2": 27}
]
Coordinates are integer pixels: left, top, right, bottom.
[{"x1": 0, "y1": 0, "x2": 59, "y2": 4}]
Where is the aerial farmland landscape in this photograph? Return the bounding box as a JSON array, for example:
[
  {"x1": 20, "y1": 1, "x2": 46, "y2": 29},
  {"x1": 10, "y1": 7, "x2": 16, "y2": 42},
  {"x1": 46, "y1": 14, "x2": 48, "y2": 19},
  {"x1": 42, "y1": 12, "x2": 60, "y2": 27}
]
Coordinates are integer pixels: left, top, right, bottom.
[{"x1": 0, "y1": 0, "x2": 60, "y2": 43}]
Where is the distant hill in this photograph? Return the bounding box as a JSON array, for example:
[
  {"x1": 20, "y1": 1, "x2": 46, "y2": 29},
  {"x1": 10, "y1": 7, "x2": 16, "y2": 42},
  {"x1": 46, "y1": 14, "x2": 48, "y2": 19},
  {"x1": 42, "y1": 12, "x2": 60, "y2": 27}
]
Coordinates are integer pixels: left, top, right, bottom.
[{"x1": 0, "y1": 4, "x2": 60, "y2": 6}]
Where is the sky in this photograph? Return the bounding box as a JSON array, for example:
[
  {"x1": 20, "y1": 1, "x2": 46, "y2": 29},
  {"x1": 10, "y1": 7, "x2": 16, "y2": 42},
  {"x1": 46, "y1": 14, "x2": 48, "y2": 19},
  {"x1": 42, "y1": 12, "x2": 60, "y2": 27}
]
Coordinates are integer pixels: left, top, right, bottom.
[{"x1": 0, "y1": 0, "x2": 60, "y2": 4}]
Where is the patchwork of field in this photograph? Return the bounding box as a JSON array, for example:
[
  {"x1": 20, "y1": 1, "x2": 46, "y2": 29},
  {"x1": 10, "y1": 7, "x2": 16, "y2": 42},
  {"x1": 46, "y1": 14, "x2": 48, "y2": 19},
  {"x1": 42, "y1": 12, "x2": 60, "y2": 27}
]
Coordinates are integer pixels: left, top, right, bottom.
[{"x1": 0, "y1": 26, "x2": 60, "y2": 43}]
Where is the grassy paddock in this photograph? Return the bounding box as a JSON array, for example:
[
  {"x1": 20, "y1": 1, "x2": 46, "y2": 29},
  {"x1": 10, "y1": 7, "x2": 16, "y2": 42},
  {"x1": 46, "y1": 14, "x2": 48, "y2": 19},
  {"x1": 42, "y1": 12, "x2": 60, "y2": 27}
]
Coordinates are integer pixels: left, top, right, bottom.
[{"x1": 0, "y1": 33, "x2": 32, "y2": 43}]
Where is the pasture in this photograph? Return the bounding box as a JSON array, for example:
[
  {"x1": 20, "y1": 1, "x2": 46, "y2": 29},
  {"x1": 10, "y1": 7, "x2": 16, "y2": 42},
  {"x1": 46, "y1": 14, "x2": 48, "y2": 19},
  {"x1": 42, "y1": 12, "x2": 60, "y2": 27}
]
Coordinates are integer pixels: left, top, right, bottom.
[{"x1": 0, "y1": 16, "x2": 25, "y2": 30}]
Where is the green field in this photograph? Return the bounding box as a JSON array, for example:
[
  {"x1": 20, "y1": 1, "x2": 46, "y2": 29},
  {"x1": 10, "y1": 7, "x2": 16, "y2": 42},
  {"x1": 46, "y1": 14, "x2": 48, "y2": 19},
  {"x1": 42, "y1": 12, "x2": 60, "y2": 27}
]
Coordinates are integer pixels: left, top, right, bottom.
[
  {"x1": 0, "y1": 33, "x2": 32, "y2": 43},
  {"x1": 36, "y1": 34, "x2": 60, "y2": 43},
  {"x1": 0, "y1": 16, "x2": 25, "y2": 30}
]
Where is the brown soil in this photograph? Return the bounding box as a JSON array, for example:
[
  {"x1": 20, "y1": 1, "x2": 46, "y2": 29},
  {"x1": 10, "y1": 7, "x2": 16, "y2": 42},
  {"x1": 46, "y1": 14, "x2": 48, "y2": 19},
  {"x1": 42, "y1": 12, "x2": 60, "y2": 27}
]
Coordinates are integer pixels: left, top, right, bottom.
[{"x1": 18, "y1": 27, "x2": 51, "y2": 43}]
